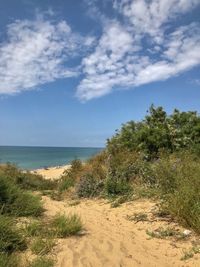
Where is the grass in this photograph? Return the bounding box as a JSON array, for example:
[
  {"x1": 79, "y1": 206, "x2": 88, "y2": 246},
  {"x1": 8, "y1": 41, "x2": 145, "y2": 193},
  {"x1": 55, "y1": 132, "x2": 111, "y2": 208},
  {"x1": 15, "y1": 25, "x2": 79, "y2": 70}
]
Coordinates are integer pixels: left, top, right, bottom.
[
  {"x1": 146, "y1": 227, "x2": 178, "y2": 239},
  {"x1": 127, "y1": 212, "x2": 148, "y2": 222},
  {"x1": 0, "y1": 216, "x2": 26, "y2": 253},
  {"x1": 181, "y1": 245, "x2": 200, "y2": 261},
  {"x1": 24, "y1": 221, "x2": 44, "y2": 237},
  {"x1": 51, "y1": 213, "x2": 83, "y2": 237},
  {"x1": 0, "y1": 253, "x2": 21, "y2": 267},
  {"x1": 31, "y1": 238, "x2": 55, "y2": 255},
  {"x1": 29, "y1": 257, "x2": 54, "y2": 267}
]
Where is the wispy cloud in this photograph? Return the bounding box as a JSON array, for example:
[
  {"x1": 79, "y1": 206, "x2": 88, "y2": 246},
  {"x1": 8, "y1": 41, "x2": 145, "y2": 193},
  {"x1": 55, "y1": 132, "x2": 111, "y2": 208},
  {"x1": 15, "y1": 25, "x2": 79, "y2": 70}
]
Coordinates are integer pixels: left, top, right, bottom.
[
  {"x1": 0, "y1": 1, "x2": 200, "y2": 100},
  {"x1": 0, "y1": 16, "x2": 94, "y2": 95},
  {"x1": 77, "y1": 0, "x2": 200, "y2": 100}
]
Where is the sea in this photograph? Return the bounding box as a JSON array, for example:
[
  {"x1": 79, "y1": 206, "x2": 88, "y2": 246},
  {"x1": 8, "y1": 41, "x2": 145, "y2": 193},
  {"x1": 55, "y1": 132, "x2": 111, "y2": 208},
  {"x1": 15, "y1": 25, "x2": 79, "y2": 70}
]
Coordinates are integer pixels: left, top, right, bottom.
[{"x1": 0, "y1": 146, "x2": 103, "y2": 170}]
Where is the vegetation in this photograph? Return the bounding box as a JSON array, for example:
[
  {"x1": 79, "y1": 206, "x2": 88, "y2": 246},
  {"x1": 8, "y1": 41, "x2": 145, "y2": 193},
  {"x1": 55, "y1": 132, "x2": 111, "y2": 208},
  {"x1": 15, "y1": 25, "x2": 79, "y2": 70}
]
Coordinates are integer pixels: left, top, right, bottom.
[
  {"x1": 51, "y1": 213, "x2": 83, "y2": 237},
  {"x1": 29, "y1": 257, "x2": 54, "y2": 267},
  {"x1": 57, "y1": 105, "x2": 200, "y2": 235}
]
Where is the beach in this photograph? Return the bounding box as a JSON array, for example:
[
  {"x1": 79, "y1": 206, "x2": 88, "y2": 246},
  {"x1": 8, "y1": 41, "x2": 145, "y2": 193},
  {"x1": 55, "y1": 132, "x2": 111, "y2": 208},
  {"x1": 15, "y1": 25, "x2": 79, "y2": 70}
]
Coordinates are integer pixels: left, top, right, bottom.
[
  {"x1": 32, "y1": 164, "x2": 71, "y2": 179},
  {"x1": 28, "y1": 165, "x2": 200, "y2": 267}
]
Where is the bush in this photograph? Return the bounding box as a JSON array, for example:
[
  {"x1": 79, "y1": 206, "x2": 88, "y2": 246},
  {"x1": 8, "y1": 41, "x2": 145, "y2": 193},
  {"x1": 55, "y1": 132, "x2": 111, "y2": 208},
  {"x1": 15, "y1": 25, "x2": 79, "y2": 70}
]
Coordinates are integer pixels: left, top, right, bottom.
[
  {"x1": 0, "y1": 216, "x2": 26, "y2": 253},
  {"x1": 0, "y1": 164, "x2": 56, "y2": 191},
  {"x1": 105, "y1": 176, "x2": 132, "y2": 196},
  {"x1": 51, "y1": 213, "x2": 83, "y2": 237},
  {"x1": 76, "y1": 173, "x2": 104, "y2": 198},
  {"x1": 0, "y1": 170, "x2": 43, "y2": 217},
  {"x1": 152, "y1": 153, "x2": 200, "y2": 233}
]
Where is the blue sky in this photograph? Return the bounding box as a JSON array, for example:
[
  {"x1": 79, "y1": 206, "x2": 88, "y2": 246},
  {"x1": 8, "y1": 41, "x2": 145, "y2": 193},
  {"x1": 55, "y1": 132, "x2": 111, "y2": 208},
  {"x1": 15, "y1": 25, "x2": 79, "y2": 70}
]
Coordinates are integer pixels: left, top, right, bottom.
[{"x1": 0, "y1": 0, "x2": 200, "y2": 147}]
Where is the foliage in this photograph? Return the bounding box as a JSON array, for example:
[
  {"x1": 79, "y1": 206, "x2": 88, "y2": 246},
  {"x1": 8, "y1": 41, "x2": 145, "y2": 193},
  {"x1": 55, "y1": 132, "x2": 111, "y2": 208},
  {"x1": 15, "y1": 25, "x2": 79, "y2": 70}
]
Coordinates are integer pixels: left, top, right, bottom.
[
  {"x1": 107, "y1": 105, "x2": 200, "y2": 158},
  {"x1": 0, "y1": 164, "x2": 56, "y2": 191},
  {"x1": 76, "y1": 173, "x2": 104, "y2": 198},
  {"x1": 0, "y1": 167, "x2": 43, "y2": 217}
]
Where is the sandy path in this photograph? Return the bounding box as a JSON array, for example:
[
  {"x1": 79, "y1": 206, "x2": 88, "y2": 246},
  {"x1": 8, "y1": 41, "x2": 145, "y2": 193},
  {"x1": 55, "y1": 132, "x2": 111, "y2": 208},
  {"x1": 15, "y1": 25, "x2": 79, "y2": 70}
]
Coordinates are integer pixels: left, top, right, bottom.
[{"x1": 42, "y1": 196, "x2": 200, "y2": 267}]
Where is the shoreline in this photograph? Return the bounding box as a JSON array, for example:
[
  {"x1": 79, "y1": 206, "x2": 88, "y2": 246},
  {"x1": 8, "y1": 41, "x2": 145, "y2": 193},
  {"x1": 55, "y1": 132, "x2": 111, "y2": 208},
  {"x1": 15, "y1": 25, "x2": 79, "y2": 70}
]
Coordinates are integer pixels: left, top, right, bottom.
[{"x1": 31, "y1": 164, "x2": 71, "y2": 180}]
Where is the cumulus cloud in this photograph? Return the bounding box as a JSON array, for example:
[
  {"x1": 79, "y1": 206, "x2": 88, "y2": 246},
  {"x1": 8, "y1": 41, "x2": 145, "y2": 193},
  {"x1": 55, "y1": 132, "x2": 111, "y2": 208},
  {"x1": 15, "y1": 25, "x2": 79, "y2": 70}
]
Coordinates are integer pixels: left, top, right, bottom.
[
  {"x1": 0, "y1": 16, "x2": 94, "y2": 94},
  {"x1": 77, "y1": 0, "x2": 200, "y2": 101}
]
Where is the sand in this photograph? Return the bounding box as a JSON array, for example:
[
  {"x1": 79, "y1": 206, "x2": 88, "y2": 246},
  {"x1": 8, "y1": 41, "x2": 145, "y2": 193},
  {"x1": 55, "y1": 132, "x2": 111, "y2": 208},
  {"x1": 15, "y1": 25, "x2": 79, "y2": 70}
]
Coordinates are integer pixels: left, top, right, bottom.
[
  {"x1": 38, "y1": 167, "x2": 200, "y2": 267},
  {"x1": 32, "y1": 165, "x2": 71, "y2": 179},
  {"x1": 43, "y1": 196, "x2": 200, "y2": 267}
]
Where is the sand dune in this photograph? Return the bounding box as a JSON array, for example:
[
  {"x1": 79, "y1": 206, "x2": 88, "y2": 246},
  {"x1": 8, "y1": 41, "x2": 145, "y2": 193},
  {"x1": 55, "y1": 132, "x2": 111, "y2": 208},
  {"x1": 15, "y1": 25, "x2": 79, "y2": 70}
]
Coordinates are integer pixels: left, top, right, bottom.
[{"x1": 42, "y1": 195, "x2": 200, "y2": 267}]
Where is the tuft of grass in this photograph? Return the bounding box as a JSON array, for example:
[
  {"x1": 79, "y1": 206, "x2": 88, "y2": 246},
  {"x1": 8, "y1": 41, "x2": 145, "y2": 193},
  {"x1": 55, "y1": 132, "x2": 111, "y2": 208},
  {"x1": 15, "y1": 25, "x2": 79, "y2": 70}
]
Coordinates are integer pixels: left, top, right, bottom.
[
  {"x1": 181, "y1": 246, "x2": 200, "y2": 261},
  {"x1": 31, "y1": 238, "x2": 55, "y2": 255},
  {"x1": 127, "y1": 212, "x2": 148, "y2": 222},
  {"x1": 0, "y1": 253, "x2": 21, "y2": 267},
  {"x1": 51, "y1": 213, "x2": 83, "y2": 237},
  {"x1": 24, "y1": 221, "x2": 43, "y2": 237},
  {"x1": 0, "y1": 216, "x2": 27, "y2": 253},
  {"x1": 29, "y1": 257, "x2": 54, "y2": 267},
  {"x1": 146, "y1": 227, "x2": 177, "y2": 239}
]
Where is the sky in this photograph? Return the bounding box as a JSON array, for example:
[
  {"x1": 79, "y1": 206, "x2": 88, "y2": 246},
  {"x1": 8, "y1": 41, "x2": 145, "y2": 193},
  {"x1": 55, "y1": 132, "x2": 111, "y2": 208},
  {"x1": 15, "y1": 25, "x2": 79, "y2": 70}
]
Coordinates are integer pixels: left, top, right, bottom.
[{"x1": 0, "y1": 0, "x2": 200, "y2": 147}]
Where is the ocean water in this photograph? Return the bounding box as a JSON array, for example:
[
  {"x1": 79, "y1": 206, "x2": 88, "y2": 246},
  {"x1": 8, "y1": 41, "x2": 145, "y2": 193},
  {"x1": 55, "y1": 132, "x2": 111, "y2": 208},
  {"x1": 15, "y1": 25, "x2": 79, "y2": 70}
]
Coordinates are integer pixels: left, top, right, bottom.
[{"x1": 0, "y1": 146, "x2": 103, "y2": 170}]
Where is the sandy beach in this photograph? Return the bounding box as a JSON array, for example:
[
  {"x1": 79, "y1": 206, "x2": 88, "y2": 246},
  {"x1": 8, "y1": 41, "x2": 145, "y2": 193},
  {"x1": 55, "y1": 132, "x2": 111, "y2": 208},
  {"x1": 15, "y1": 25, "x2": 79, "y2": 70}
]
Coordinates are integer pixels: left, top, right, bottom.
[
  {"x1": 32, "y1": 165, "x2": 71, "y2": 179},
  {"x1": 29, "y1": 166, "x2": 200, "y2": 267}
]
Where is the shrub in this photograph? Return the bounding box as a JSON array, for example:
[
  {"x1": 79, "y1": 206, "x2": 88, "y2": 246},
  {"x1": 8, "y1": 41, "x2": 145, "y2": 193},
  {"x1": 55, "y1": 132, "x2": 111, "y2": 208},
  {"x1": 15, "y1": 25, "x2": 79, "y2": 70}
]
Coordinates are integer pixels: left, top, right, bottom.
[
  {"x1": 152, "y1": 153, "x2": 200, "y2": 233},
  {"x1": 76, "y1": 173, "x2": 104, "y2": 198},
  {"x1": 10, "y1": 193, "x2": 43, "y2": 217},
  {"x1": 0, "y1": 171, "x2": 43, "y2": 217},
  {"x1": 29, "y1": 257, "x2": 54, "y2": 267},
  {"x1": 0, "y1": 216, "x2": 26, "y2": 253},
  {"x1": 105, "y1": 176, "x2": 132, "y2": 196},
  {"x1": 51, "y1": 213, "x2": 83, "y2": 237},
  {"x1": 0, "y1": 164, "x2": 56, "y2": 191}
]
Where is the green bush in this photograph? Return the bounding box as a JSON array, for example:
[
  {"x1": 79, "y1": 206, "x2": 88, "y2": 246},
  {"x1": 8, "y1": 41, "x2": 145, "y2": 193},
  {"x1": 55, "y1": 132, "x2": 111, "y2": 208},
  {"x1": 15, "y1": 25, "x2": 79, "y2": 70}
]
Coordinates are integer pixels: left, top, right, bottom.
[
  {"x1": 51, "y1": 213, "x2": 83, "y2": 237},
  {"x1": 0, "y1": 216, "x2": 26, "y2": 253},
  {"x1": 0, "y1": 170, "x2": 43, "y2": 217},
  {"x1": 0, "y1": 164, "x2": 56, "y2": 191},
  {"x1": 105, "y1": 176, "x2": 132, "y2": 196},
  {"x1": 76, "y1": 173, "x2": 104, "y2": 198}
]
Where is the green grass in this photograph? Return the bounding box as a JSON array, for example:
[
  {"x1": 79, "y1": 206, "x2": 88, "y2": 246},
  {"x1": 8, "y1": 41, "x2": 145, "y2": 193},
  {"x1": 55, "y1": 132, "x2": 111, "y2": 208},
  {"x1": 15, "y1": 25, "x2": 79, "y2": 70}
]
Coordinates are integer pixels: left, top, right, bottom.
[
  {"x1": 0, "y1": 216, "x2": 26, "y2": 253},
  {"x1": 51, "y1": 213, "x2": 83, "y2": 237},
  {"x1": 29, "y1": 257, "x2": 54, "y2": 267},
  {"x1": 0, "y1": 253, "x2": 21, "y2": 267},
  {"x1": 31, "y1": 238, "x2": 55, "y2": 255}
]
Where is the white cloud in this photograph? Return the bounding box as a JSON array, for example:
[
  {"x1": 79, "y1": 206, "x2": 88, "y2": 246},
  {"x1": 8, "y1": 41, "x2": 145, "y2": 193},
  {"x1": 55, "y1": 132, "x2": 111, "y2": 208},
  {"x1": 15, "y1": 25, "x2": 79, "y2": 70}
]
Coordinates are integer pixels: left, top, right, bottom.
[
  {"x1": 0, "y1": 16, "x2": 94, "y2": 95},
  {"x1": 76, "y1": 0, "x2": 200, "y2": 101},
  {"x1": 0, "y1": 1, "x2": 200, "y2": 100}
]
